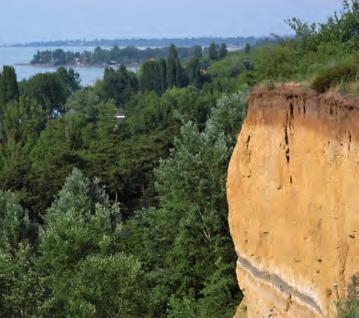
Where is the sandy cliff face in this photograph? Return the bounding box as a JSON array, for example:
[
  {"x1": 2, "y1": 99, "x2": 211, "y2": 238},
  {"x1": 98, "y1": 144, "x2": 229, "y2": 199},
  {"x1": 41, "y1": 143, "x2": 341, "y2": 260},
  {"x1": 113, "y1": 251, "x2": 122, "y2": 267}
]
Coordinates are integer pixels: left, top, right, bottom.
[{"x1": 227, "y1": 87, "x2": 359, "y2": 318}]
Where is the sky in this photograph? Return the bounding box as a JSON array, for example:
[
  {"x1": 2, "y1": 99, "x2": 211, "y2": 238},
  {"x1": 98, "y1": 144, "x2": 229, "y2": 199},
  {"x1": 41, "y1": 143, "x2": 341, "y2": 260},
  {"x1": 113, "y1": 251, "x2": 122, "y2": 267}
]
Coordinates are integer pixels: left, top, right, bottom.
[{"x1": 0, "y1": 0, "x2": 343, "y2": 43}]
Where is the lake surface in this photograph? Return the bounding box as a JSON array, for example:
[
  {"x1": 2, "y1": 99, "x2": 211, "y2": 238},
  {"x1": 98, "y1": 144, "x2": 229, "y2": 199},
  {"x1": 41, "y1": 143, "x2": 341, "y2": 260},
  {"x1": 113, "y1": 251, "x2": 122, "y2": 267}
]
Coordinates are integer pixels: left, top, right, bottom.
[{"x1": 0, "y1": 46, "x2": 114, "y2": 86}]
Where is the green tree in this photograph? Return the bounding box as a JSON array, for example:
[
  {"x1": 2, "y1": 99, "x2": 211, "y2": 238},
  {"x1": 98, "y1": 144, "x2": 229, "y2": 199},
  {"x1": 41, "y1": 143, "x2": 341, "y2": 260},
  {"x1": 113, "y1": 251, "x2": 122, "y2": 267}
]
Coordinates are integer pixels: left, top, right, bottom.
[
  {"x1": 80, "y1": 101, "x2": 130, "y2": 209},
  {"x1": 123, "y1": 93, "x2": 246, "y2": 317},
  {"x1": 0, "y1": 66, "x2": 19, "y2": 110},
  {"x1": 56, "y1": 67, "x2": 81, "y2": 97},
  {"x1": 175, "y1": 59, "x2": 187, "y2": 87},
  {"x1": 0, "y1": 66, "x2": 20, "y2": 139},
  {"x1": 29, "y1": 114, "x2": 89, "y2": 216},
  {"x1": 166, "y1": 44, "x2": 187, "y2": 88},
  {"x1": 167, "y1": 55, "x2": 177, "y2": 88},
  {"x1": 287, "y1": 0, "x2": 359, "y2": 52},
  {"x1": 21, "y1": 72, "x2": 68, "y2": 116},
  {"x1": 37, "y1": 169, "x2": 147, "y2": 317},
  {"x1": 93, "y1": 46, "x2": 109, "y2": 64},
  {"x1": 52, "y1": 49, "x2": 67, "y2": 65},
  {"x1": 208, "y1": 43, "x2": 219, "y2": 60},
  {"x1": 37, "y1": 169, "x2": 115, "y2": 313},
  {"x1": 244, "y1": 43, "x2": 252, "y2": 54},
  {"x1": 158, "y1": 58, "x2": 168, "y2": 93},
  {"x1": 187, "y1": 57, "x2": 204, "y2": 88},
  {"x1": 0, "y1": 191, "x2": 43, "y2": 318},
  {"x1": 219, "y1": 43, "x2": 228, "y2": 59},
  {"x1": 1, "y1": 96, "x2": 46, "y2": 145},
  {"x1": 101, "y1": 65, "x2": 139, "y2": 106},
  {"x1": 0, "y1": 243, "x2": 44, "y2": 318},
  {"x1": 67, "y1": 87, "x2": 101, "y2": 120},
  {"x1": 0, "y1": 191, "x2": 29, "y2": 253},
  {"x1": 140, "y1": 60, "x2": 162, "y2": 94},
  {"x1": 156, "y1": 94, "x2": 246, "y2": 316},
  {"x1": 0, "y1": 97, "x2": 47, "y2": 211},
  {"x1": 65, "y1": 254, "x2": 147, "y2": 318},
  {"x1": 193, "y1": 45, "x2": 203, "y2": 59},
  {"x1": 168, "y1": 44, "x2": 178, "y2": 59}
]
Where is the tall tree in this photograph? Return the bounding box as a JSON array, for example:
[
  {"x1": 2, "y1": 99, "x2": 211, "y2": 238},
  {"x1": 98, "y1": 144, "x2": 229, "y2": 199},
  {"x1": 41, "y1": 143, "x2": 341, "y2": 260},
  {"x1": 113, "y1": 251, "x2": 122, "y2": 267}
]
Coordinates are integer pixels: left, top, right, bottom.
[
  {"x1": 193, "y1": 45, "x2": 203, "y2": 59},
  {"x1": 0, "y1": 96, "x2": 47, "y2": 214},
  {"x1": 67, "y1": 87, "x2": 101, "y2": 121},
  {"x1": 140, "y1": 60, "x2": 162, "y2": 94},
  {"x1": 38, "y1": 169, "x2": 147, "y2": 317},
  {"x1": 167, "y1": 52, "x2": 177, "y2": 88},
  {"x1": 187, "y1": 57, "x2": 203, "y2": 88},
  {"x1": 0, "y1": 66, "x2": 19, "y2": 108},
  {"x1": 123, "y1": 93, "x2": 247, "y2": 317},
  {"x1": 175, "y1": 59, "x2": 187, "y2": 87},
  {"x1": 219, "y1": 43, "x2": 228, "y2": 59},
  {"x1": 168, "y1": 44, "x2": 178, "y2": 59},
  {"x1": 56, "y1": 67, "x2": 81, "y2": 97},
  {"x1": 21, "y1": 72, "x2": 67, "y2": 116},
  {"x1": 0, "y1": 66, "x2": 20, "y2": 139},
  {"x1": 244, "y1": 43, "x2": 252, "y2": 54},
  {"x1": 0, "y1": 191, "x2": 41, "y2": 318},
  {"x1": 208, "y1": 43, "x2": 219, "y2": 60},
  {"x1": 166, "y1": 45, "x2": 187, "y2": 89},
  {"x1": 158, "y1": 58, "x2": 168, "y2": 93},
  {"x1": 29, "y1": 113, "x2": 89, "y2": 216},
  {"x1": 101, "y1": 65, "x2": 139, "y2": 106},
  {"x1": 0, "y1": 191, "x2": 29, "y2": 253}
]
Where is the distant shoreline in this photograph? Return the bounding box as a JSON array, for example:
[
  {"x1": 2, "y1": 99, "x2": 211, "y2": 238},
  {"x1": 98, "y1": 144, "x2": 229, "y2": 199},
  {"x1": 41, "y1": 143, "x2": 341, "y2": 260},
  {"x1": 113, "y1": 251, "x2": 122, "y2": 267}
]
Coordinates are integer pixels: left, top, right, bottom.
[
  {"x1": 14, "y1": 62, "x2": 139, "y2": 71},
  {"x1": 2, "y1": 36, "x2": 261, "y2": 48},
  {"x1": 15, "y1": 62, "x2": 110, "y2": 68}
]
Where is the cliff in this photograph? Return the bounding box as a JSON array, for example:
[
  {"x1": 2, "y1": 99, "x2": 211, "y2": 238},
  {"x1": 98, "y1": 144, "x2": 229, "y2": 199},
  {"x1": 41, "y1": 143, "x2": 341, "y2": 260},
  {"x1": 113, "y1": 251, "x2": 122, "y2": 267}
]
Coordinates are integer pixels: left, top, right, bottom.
[{"x1": 227, "y1": 87, "x2": 359, "y2": 318}]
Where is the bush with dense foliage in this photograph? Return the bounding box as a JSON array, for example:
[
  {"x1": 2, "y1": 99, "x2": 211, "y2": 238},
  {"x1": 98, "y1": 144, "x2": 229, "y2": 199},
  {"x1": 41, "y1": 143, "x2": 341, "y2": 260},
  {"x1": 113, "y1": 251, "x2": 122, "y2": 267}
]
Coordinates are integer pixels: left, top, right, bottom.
[{"x1": 311, "y1": 63, "x2": 358, "y2": 93}]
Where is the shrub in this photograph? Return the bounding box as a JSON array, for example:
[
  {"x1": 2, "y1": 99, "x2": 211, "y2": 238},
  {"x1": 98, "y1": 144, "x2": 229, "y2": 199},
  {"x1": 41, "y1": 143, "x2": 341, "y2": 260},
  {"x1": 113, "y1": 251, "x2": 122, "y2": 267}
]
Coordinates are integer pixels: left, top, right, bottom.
[
  {"x1": 337, "y1": 274, "x2": 359, "y2": 318},
  {"x1": 311, "y1": 64, "x2": 358, "y2": 93},
  {"x1": 337, "y1": 297, "x2": 359, "y2": 318},
  {"x1": 253, "y1": 44, "x2": 299, "y2": 80}
]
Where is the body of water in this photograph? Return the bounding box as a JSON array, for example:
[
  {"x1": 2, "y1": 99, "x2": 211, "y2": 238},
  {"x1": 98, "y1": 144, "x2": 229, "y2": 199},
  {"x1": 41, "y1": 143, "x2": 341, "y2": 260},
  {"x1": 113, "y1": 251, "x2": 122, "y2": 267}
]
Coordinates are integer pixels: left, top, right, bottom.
[{"x1": 0, "y1": 46, "x2": 114, "y2": 86}]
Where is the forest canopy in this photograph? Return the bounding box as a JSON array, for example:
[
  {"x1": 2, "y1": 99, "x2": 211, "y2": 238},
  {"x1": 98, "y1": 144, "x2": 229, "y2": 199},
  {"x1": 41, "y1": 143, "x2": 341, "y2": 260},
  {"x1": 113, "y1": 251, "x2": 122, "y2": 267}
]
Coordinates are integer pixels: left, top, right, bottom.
[{"x1": 1, "y1": 1, "x2": 359, "y2": 316}]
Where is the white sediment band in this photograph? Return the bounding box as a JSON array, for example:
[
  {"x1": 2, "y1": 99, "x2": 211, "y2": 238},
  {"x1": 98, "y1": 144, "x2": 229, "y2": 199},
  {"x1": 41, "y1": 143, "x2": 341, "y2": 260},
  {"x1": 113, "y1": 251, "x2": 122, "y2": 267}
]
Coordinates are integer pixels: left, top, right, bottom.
[{"x1": 236, "y1": 252, "x2": 324, "y2": 317}]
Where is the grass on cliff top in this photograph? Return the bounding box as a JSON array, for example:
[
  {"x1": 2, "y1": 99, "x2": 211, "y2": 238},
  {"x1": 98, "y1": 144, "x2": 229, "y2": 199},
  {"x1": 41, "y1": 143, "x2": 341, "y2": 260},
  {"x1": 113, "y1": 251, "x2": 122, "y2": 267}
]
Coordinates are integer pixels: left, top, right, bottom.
[{"x1": 208, "y1": 42, "x2": 359, "y2": 97}]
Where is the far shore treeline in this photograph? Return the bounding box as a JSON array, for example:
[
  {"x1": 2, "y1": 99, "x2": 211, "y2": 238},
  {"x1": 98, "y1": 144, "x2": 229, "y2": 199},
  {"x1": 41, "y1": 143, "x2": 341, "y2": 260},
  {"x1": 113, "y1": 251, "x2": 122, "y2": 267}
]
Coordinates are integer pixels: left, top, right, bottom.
[
  {"x1": 31, "y1": 43, "x2": 229, "y2": 67},
  {"x1": 12, "y1": 36, "x2": 259, "y2": 48}
]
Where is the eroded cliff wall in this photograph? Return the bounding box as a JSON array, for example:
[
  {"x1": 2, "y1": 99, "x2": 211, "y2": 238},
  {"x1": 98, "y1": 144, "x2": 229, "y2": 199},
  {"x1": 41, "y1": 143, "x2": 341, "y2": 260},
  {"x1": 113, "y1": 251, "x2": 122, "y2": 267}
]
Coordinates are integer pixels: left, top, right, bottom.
[{"x1": 227, "y1": 87, "x2": 359, "y2": 318}]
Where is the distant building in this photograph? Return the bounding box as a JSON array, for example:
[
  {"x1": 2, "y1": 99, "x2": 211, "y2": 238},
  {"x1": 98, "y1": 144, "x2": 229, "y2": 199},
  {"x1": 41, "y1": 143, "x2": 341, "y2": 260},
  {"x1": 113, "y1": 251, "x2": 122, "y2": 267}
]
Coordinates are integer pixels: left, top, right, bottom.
[{"x1": 115, "y1": 110, "x2": 126, "y2": 120}]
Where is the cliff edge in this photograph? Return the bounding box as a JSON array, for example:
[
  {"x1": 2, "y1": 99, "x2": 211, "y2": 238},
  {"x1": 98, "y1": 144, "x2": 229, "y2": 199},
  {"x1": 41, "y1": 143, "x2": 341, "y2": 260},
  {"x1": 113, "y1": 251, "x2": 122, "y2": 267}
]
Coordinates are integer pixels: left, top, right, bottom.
[{"x1": 227, "y1": 87, "x2": 359, "y2": 317}]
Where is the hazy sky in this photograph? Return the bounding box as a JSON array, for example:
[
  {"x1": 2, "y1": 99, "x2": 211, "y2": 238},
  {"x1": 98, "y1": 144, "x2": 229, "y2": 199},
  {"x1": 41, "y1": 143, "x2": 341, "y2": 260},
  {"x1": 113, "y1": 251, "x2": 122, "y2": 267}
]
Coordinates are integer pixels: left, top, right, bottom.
[{"x1": 0, "y1": 0, "x2": 343, "y2": 43}]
